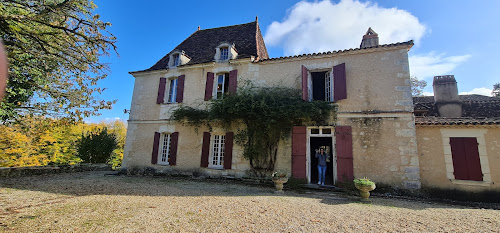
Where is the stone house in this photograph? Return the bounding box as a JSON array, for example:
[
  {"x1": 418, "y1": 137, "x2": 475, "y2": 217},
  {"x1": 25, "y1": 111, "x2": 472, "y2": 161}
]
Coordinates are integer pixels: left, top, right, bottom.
[
  {"x1": 124, "y1": 19, "x2": 423, "y2": 189},
  {"x1": 414, "y1": 76, "x2": 500, "y2": 192}
]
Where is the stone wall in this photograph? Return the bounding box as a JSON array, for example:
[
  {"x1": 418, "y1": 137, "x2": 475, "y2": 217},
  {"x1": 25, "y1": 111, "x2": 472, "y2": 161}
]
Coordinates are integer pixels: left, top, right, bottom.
[{"x1": 0, "y1": 164, "x2": 113, "y2": 177}]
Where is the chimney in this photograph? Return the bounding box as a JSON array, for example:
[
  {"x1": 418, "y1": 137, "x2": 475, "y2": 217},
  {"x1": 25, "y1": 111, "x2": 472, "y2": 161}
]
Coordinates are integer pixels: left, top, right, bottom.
[
  {"x1": 433, "y1": 75, "x2": 462, "y2": 117},
  {"x1": 360, "y1": 27, "x2": 379, "y2": 48}
]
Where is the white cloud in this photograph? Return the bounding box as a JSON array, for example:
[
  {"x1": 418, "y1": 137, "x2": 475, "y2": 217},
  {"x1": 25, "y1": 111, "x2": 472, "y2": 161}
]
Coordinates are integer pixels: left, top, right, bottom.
[
  {"x1": 409, "y1": 53, "x2": 471, "y2": 80},
  {"x1": 422, "y1": 91, "x2": 434, "y2": 96},
  {"x1": 264, "y1": 0, "x2": 427, "y2": 55},
  {"x1": 459, "y1": 87, "x2": 493, "y2": 96}
]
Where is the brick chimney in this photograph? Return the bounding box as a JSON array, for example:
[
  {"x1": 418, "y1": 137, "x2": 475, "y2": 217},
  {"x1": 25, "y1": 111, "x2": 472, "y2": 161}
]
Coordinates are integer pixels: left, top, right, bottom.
[
  {"x1": 360, "y1": 27, "x2": 379, "y2": 48},
  {"x1": 433, "y1": 75, "x2": 462, "y2": 117}
]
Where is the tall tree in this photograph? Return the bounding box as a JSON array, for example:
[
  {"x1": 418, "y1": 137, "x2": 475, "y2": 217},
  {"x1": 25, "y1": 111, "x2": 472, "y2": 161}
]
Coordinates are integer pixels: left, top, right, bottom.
[
  {"x1": 0, "y1": 0, "x2": 117, "y2": 121},
  {"x1": 410, "y1": 77, "x2": 427, "y2": 96},
  {"x1": 493, "y1": 83, "x2": 499, "y2": 97}
]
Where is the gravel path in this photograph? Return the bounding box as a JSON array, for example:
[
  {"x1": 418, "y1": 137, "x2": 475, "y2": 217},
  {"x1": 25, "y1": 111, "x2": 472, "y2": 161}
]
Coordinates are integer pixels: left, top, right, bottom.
[{"x1": 1, "y1": 172, "x2": 499, "y2": 232}]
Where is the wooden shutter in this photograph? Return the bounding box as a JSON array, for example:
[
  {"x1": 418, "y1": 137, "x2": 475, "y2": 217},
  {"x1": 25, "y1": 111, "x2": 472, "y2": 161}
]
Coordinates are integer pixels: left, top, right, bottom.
[
  {"x1": 151, "y1": 132, "x2": 160, "y2": 164},
  {"x1": 204, "y1": 72, "x2": 214, "y2": 100},
  {"x1": 224, "y1": 132, "x2": 234, "y2": 169},
  {"x1": 335, "y1": 126, "x2": 353, "y2": 182},
  {"x1": 450, "y1": 137, "x2": 482, "y2": 181},
  {"x1": 228, "y1": 70, "x2": 238, "y2": 94},
  {"x1": 292, "y1": 126, "x2": 307, "y2": 179},
  {"x1": 176, "y1": 75, "x2": 185, "y2": 103},
  {"x1": 301, "y1": 65, "x2": 308, "y2": 101},
  {"x1": 157, "y1": 78, "x2": 166, "y2": 104},
  {"x1": 200, "y1": 132, "x2": 211, "y2": 167},
  {"x1": 169, "y1": 132, "x2": 179, "y2": 165},
  {"x1": 333, "y1": 63, "x2": 347, "y2": 101}
]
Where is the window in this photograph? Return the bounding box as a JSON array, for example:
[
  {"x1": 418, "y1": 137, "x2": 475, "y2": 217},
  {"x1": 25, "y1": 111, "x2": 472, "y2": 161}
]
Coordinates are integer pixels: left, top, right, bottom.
[
  {"x1": 167, "y1": 78, "x2": 178, "y2": 103},
  {"x1": 450, "y1": 137, "x2": 483, "y2": 181},
  {"x1": 158, "y1": 133, "x2": 172, "y2": 165},
  {"x1": 210, "y1": 134, "x2": 225, "y2": 168},
  {"x1": 220, "y1": 47, "x2": 229, "y2": 61},
  {"x1": 172, "y1": 54, "x2": 180, "y2": 67},
  {"x1": 215, "y1": 73, "x2": 229, "y2": 99},
  {"x1": 311, "y1": 71, "x2": 333, "y2": 101}
]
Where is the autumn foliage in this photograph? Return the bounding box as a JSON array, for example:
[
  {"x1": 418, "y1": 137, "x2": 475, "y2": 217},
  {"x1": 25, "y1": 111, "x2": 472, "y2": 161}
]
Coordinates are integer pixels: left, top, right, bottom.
[{"x1": 0, "y1": 116, "x2": 125, "y2": 168}]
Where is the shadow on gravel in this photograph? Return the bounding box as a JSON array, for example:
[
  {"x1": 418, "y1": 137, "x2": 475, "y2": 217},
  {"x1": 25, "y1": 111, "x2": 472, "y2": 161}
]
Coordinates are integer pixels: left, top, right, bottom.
[{"x1": 1, "y1": 171, "x2": 498, "y2": 210}]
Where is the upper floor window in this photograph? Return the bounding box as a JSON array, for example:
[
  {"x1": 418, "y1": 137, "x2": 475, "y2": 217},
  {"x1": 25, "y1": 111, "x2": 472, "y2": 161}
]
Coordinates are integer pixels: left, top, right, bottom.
[
  {"x1": 220, "y1": 47, "x2": 229, "y2": 61},
  {"x1": 172, "y1": 54, "x2": 180, "y2": 67},
  {"x1": 167, "y1": 78, "x2": 178, "y2": 103},
  {"x1": 215, "y1": 73, "x2": 229, "y2": 99}
]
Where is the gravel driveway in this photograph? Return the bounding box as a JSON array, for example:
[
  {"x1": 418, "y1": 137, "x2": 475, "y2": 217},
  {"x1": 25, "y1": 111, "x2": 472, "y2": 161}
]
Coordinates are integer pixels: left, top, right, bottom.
[{"x1": 1, "y1": 171, "x2": 499, "y2": 232}]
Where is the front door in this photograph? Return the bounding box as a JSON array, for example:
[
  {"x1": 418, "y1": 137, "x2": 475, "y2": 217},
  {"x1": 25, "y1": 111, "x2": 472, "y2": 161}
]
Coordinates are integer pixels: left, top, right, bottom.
[{"x1": 310, "y1": 136, "x2": 334, "y2": 185}]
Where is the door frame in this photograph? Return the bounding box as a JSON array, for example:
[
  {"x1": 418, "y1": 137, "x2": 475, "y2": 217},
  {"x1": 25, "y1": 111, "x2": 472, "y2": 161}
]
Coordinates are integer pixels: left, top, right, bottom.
[{"x1": 306, "y1": 126, "x2": 337, "y2": 184}]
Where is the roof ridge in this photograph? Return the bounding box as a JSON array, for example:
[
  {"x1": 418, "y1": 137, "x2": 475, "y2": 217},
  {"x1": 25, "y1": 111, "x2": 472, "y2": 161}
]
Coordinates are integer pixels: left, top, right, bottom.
[
  {"x1": 257, "y1": 40, "x2": 414, "y2": 62},
  {"x1": 197, "y1": 21, "x2": 256, "y2": 32}
]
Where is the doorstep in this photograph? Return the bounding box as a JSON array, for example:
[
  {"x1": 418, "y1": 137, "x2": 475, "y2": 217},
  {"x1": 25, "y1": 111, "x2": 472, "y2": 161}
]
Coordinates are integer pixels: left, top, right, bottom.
[{"x1": 302, "y1": 184, "x2": 345, "y2": 192}]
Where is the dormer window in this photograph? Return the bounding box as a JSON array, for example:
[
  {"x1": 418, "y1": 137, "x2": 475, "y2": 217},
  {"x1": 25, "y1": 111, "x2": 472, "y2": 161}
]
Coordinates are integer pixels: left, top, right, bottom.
[
  {"x1": 169, "y1": 51, "x2": 190, "y2": 68},
  {"x1": 220, "y1": 47, "x2": 229, "y2": 61},
  {"x1": 215, "y1": 43, "x2": 237, "y2": 62}
]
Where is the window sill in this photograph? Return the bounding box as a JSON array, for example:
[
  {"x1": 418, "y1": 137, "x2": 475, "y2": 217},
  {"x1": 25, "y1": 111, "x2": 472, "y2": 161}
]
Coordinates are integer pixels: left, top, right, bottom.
[
  {"x1": 450, "y1": 179, "x2": 493, "y2": 186},
  {"x1": 207, "y1": 167, "x2": 224, "y2": 170},
  {"x1": 156, "y1": 163, "x2": 170, "y2": 166}
]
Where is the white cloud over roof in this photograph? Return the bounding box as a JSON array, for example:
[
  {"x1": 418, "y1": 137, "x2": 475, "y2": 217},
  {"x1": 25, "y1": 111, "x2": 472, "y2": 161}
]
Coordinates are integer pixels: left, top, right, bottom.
[{"x1": 264, "y1": 0, "x2": 427, "y2": 55}]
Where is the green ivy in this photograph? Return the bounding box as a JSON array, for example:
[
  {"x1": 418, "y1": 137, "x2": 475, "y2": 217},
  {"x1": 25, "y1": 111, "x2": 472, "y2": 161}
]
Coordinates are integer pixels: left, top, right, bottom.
[{"x1": 172, "y1": 82, "x2": 337, "y2": 176}]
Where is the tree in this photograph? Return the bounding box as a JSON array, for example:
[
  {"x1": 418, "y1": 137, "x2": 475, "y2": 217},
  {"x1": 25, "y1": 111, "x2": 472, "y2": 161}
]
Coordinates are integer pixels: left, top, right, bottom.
[
  {"x1": 76, "y1": 127, "x2": 117, "y2": 163},
  {"x1": 411, "y1": 77, "x2": 427, "y2": 96},
  {"x1": 172, "y1": 83, "x2": 336, "y2": 176},
  {"x1": 493, "y1": 83, "x2": 500, "y2": 97},
  {"x1": 0, "y1": 0, "x2": 117, "y2": 121}
]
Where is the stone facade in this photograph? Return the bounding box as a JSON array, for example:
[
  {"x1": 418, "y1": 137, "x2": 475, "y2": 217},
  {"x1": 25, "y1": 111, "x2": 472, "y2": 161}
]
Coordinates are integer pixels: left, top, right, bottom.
[{"x1": 124, "y1": 20, "x2": 420, "y2": 189}]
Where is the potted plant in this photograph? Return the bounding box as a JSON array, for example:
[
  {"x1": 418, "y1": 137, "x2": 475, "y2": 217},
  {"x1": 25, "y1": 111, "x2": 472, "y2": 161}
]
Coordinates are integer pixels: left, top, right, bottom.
[
  {"x1": 271, "y1": 171, "x2": 289, "y2": 193},
  {"x1": 353, "y1": 177, "x2": 376, "y2": 201}
]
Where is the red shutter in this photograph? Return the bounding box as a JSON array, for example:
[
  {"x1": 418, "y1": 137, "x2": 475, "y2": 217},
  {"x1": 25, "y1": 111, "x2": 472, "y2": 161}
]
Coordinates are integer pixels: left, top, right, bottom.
[
  {"x1": 228, "y1": 70, "x2": 238, "y2": 94},
  {"x1": 151, "y1": 132, "x2": 160, "y2": 164},
  {"x1": 176, "y1": 75, "x2": 185, "y2": 103},
  {"x1": 450, "y1": 137, "x2": 482, "y2": 181},
  {"x1": 200, "y1": 132, "x2": 211, "y2": 167},
  {"x1": 336, "y1": 126, "x2": 353, "y2": 183},
  {"x1": 301, "y1": 65, "x2": 308, "y2": 101},
  {"x1": 224, "y1": 132, "x2": 234, "y2": 169},
  {"x1": 333, "y1": 63, "x2": 347, "y2": 101},
  {"x1": 204, "y1": 72, "x2": 214, "y2": 101},
  {"x1": 169, "y1": 132, "x2": 179, "y2": 165},
  {"x1": 292, "y1": 126, "x2": 307, "y2": 179},
  {"x1": 157, "y1": 78, "x2": 166, "y2": 104}
]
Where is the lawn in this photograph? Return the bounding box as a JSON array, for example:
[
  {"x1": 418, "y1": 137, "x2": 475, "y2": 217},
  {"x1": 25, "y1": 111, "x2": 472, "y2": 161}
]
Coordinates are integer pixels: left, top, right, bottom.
[{"x1": 1, "y1": 171, "x2": 499, "y2": 232}]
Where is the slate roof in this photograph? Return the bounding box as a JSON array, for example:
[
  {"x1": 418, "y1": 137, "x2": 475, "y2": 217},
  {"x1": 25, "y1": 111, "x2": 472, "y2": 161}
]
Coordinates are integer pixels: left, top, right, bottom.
[
  {"x1": 413, "y1": 95, "x2": 500, "y2": 125},
  {"x1": 140, "y1": 21, "x2": 269, "y2": 72}
]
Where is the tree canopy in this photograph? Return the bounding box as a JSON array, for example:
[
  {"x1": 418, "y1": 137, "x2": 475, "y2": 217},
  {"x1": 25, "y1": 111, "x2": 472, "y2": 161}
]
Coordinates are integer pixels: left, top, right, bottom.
[
  {"x1": 172, "y1": 83, "x2": 336, "y2": 176},
  {"x1": 410, "y1": 77, "x2": 427, "y2": 96},
  {"x1": 0, "y1": 0, "x2": 117, "y2": 121},
  {"x1": 493, "y1": 83, "x2": 499, "y2": 97}
]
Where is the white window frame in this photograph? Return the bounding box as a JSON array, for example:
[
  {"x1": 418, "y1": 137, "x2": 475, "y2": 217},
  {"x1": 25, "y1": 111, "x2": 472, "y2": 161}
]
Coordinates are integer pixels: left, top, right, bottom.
[
  {"x1": 440, "y1": 129, "x2": 492, "y2": 186},
  {"x1": 308, "y1": 69, "x2": 334, "y2": 102},
  {"x1": 209, "y1": 134, "x2": 225, "y2": 169},
  {"x1": 220, "y1": 47, "x2": 229, "y2": 61},
  {"x1": 173, "y1": 54, "x2": 180, "y2": 67},
  {"x1": 214, "y1": 73, "x2": 228, "y2": 99},
  {"x1": 165, "y1": 77, "x2": 178, "y2": 103},
  {"x1": 325, "y1": 72, "x2": 333, "y2": 102},
  {"x1": 158, "y1": 133, "x2": 172, "y2": 165}
]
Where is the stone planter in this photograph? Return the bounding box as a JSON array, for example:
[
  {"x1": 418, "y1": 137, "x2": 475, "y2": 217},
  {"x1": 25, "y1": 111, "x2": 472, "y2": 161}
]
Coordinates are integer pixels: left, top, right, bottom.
[
  {"x1": 272, "y1": 177, "x2": 288, "y2": 193},
  {"x1": 355, "y1": 183, "x2": 376, "y2": 200}
]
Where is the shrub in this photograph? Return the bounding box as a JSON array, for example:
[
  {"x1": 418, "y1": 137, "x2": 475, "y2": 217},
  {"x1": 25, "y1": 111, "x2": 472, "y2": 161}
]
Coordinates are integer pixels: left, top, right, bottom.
[{"x1": 76, "y1": 127, "x2": 118, "y2": 163}]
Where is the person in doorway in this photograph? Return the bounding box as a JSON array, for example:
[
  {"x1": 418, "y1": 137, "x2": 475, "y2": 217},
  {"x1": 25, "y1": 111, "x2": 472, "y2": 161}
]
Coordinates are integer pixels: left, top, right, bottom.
[{"x1": 315, "y1": 147, "x2": 327, "y2": 186}]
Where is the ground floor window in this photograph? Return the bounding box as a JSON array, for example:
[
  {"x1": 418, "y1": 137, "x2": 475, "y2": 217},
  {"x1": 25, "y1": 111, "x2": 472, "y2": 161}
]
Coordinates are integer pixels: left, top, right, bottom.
[
  {"x1": 210, "y1": 134, "x2": 225, "y2": 168},
  {"x1": 158, "y1": 133, "x2": 172, "y2": 165},
  {"x1": 450, "y1": 137, "x2": 483, "y2": 181}
]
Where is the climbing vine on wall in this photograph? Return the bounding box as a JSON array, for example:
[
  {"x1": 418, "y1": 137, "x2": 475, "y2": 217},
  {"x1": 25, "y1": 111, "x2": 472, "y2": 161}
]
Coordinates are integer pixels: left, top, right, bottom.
[{"x1": 172, "y1": 82, "x2": 337, "y2": 176}]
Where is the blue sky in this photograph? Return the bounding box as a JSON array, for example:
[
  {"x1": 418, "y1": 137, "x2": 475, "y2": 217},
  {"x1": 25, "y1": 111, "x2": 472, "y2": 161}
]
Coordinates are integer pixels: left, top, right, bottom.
[{"x1": 91, "y1": 0, "x2": 500, "y2": 122}]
